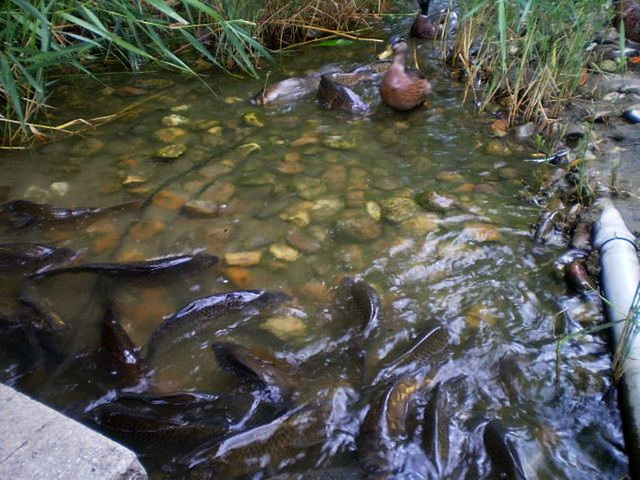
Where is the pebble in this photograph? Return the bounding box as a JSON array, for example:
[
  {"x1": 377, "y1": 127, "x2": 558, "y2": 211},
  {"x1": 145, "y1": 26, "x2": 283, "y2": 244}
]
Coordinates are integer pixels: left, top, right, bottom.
[
  {"x1": 224, "y1": 267, "x2": 253, "y2": 288},
  {"x1": 323, "y1": 136, "x2": 357, "y2": 150},
  {"x1": 154, "y1": 127, "x2": 188, "y2": 143},
  {"x1": 153, "y1": 189, "x2": 189, "y2": 210},
  {"x1": 130, "y1": 220, "x2": 166, "y2": 241},
  {"x1": 260, "y1": 315, "x2": 306, "y2": 340},
  {"x1": 122, "y1": 175, "x2": 147, "y2": 186},
  {"x1": 286, "y1": 229, "x2": 321, "y2": 253},
  {"x1": 161, "y1": 114, "x2": 190, "y2": 127},
  {"x1": 298, "y1": 281, "x2": 331, "y2": 303},
  {"x1": 201, "y1": 182, "x2": 236, "y2": 203},
  {"x1": 154, "y1": 143, "x2": 187, "y2": 160},
  {"x1": 224, "y1": 251, "x2": 262, "y2": 267},
  {"x1": 366, "y1": 201, "x2": 382, "y2": 221},
  {"x1": 50, "y1": 182, "x2": 70, "y2": 196},
  {"x1": 182, "y1": 200, "x2": 220, "y2": 218},
  {"x1": 269, "y1": 243, "x2": 300, "y2": 262},
  {"x1": 242, "y1": 112, "x2": 265, "y2": 127},
  {"x1": 485, "y1": 140, "x2": 512, "y2": 157},
  {"x1": 285, "y1": 152, "x2": 301, "y2": 162},
  {"x1": 278, "y1": 162, "x2": 304, "y2": 174},
  {"x1": 70, "y1": 138, "x2": 105, "y2": 156},
  {"x1": 380, "y1": 197, "x2": 419, "y2": 224},
  {"x1": 461, "y1": 223, "x2": 502, "y2": 242},
  {"x1": 280, "y1": 204, "x2": 312, "y2": 228},
  {"x1": 236, "y1": 143, "x2": 261, "y2": 157}
]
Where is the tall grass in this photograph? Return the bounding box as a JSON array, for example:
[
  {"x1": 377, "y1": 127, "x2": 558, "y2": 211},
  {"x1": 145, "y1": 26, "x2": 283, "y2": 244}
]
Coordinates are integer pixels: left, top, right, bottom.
[
  {"x1": 449, "y1": 0, "x2": 614, "y2": 128},
  {"x1": 0, "y1": 0, "x2": 381, "y2": 147}
]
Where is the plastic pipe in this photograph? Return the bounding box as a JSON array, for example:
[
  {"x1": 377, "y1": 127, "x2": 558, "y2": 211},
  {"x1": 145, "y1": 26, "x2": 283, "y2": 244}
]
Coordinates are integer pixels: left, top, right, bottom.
[{"x1": 593, "y1": 198, "x2": 640, "y2": 478}]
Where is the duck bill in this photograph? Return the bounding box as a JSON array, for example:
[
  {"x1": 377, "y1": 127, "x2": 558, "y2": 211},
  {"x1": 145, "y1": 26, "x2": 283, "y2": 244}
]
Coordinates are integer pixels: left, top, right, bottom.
[{"x1": 377, "y1": 46, "x2": 394, "y2": 60}]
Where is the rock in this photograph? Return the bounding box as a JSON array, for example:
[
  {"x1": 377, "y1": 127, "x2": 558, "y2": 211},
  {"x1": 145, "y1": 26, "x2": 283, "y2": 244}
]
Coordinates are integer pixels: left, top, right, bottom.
[
  {"x1": 182, "y1": 180, "x2": 206, "y2": 194},
  {"x1": 346, "y1": 190, "x2": 366, "y2": 208},
  {"x1": 485, "y1": 140, "x2": 511, "y2": 157},
  {"x1": 311, "y1": 197, "x2": 344, "y2": 219},
  {"x1": 284, "y1": 152, "x2": 301, "y2": 162},
  {"x1": 224, "y1": 267, "x2": 253, "y2": 288},
  {"x1": 236, "y1": 143, "x2": 261, "y2": 157},
  {"x1": 278, "y1": 162, "x2": 304, "y2": 174},
  {"x1": 199, "y1": 164, "x2": 233, "y2": 179},
  {"x1": 193, "y1": 119, "x2": 221, "y2": 131},
  {"x1": 298, "y1": 281, "x2": 331, "y2": 303},
  {"x1": 466, "y1": 302, "x2": 498, "y2": 329},
  {"x1": 402, "y1": 213, "x2": 439, "y2": 235},
  {"x1": 122, "y1": 175, "x2": 147, "y2": 187},
  {"x1": 130, "y1": 220, "x2": 166, "y2": 241},
  {"x1": 600, "y1": 59, "x2": 618, "y2": 73},
  {"x1": 242, "y1": 112, "x2": 265, "y2": 127},
  {"x1": 291, "y1": 134, "x2": 319, "y2": 147},
  {"x1": 50, "y1": 182, "x2": 70, "y2": 196},
  {"x1": 461, "y1": 223, "x2": 502, "y2": 242},
  {"x1": 224, "y1": 96, "x2": 243, "y2": 104},
  {"x1": 286, "y1": 229, "x2": 321, "y2": 253},
  {"x1": 70, "y1": 138, "x2": 105, "y2": 156},
  {"x1": 238, "y1": 172, "x2": 275, "y2": 187},
  {"x1": 154, "y1": 143, "x2": 187, "y2": 160},
  {"x1": 490, "y1": 119, "x2": 509, "y2": 137},
  {"x1": 182, "y1": 200, "x2": 219, "y2": 218},
  {"x1": 260, "y1": 315, "x2": 306, "y2": 340},
  {"x1": 153, "y1": 127, "x2": 188, "y2": 143},
  {"x1": 171, "y1": 104, "x2": 189, "y2": 112},
  {"x1": 161, "y1": 114, "x2": 190, "y2": 127},
  {"x1": 498, "y1": 167, "x2": 519, "y2": 180},
  {"x1": 337, "y1": 244, "x2": 365, "y2": 269},
  {"x1": 380, "y1": 197, "x2": 419, "y2": 224},
  {"x1": 436, "y1": 171, "x2": 465, "y2": 183},
  {"x1": 322, "y1": 165, "x2": 347, "y2": 187},
  {"x1": 280, "y1": 203, "x2": 312, "y2": 228},
  {"x1": 416, "y1": 191, "x2": 458, "y2": 212},
  {"x1": 365, "y1": 201, "x2": 382, "y2": 221},
  {"x1": 515, "y1": 122, "x2": 536, "y2": 138},
  {"x1": 201, "y1": 182, "x2": 236, "y2": 203},
  {"x1": 91, "y1": 233, "x2": 119, "y2": 254},
  {"x1": 294, "y1": 177, "x2": 328, "y2": 200},
  {"x1": 323, "y1": 136, "x2": 357, "y2": 150},
  {"x1": 152, "y1": 189, "x2": 189, "y2": 210},
  {"x1": 269, "y1": 243, "x2": 300, "y2": 262},
  {"x1": 224, "y1": 251, "x2": 262, "y2": 267},
  {"x1": 334, "y1": 210, "x2": 382, "y2": 242}
]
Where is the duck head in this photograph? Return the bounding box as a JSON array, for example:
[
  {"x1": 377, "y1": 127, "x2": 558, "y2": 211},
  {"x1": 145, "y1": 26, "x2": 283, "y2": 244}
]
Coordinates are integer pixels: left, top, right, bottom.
[{"x1": 378, "y1": 36, "x2": 408, "y2": 59}]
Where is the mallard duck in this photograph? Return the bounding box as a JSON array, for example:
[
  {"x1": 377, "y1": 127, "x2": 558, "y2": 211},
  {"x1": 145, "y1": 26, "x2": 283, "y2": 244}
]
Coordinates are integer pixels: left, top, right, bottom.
[
  {"x1": 614, "y1": 0, "x2": 640, "y2": 43},
  {"x1": 378, "y1": 36, "x2": 432, "y2": 111},
  {"x1": 410, "y1": 0, "x2": 457, "y2": 40}
]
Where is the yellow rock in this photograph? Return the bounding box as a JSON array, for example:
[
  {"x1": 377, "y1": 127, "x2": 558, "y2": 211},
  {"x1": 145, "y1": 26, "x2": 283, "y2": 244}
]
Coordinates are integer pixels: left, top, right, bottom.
[
  {"x1": 242, "y1": 112, "x2": 265, "y2": 127},
  {"x1": 462, "y1": 223, "x2": 502, "y2": 242},
  {"x1": 224, "y1": 267, "x2": 253, "y2": 288},
  {"x1": 269, "y1": 243, "x2": 300, "y2": 262},
  {"x1": 260, "y1": 315, "x2": 306, "y2": 340},
  {"x1": 236, "y1": 143, "x2": 261, "y2": 157},
  {"x1": 224, "y1": 251, "x2": 262, "y2": 267}
]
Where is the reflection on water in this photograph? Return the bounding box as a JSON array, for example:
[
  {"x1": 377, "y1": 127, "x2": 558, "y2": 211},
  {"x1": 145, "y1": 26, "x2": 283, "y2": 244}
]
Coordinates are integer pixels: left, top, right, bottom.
[{"x1": 0, "y1": 34, "x2": 628, "y2": 479}]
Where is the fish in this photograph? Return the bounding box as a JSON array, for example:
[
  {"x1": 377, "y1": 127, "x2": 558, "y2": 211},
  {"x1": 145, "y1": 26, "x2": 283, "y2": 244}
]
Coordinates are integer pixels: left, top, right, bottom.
[
  {"x1": 483, "y1": 419, "x2": 527, "y2": 479},
  {"x1": 30, "y1": 252, "x2": 218, "y2": 281},
  {"x1": 374, "y1": 322, "x2": 449, "y2": 383},
  {"x1": 0, "y1": 199, "x2": 141, "y2": 229},
  {"x1": 100, "y1": 304, "x2": 150, "y2": 388},
  {"x1": 0, "y1": 243, "x2": 74, "y2": 272},
  {"x1": 358, "y1": 372, "x2": 433, "y2": 475},
  {"x1": 421, "y1": 382, "x2": 450, "y2": 477},
  {"x1": 266, "y1": 466, "x2": 364, "y2": 479},
  {"x1": 212, "y1": 340, "x2": 296, "y2": 402},
  {"x1": 181, "y1": 403, "x2": 327, "y2": 478},
  {"x1": 340, "y1": 277, "x2": 381, "y2": 341},
  {"x1": 146, "y1": 290, "x2": 291, "y2": 362},
  {"x1": 19, "y1": 284, "x2": 68, "y2": 332},
  {"x1": 87, "y1": 391, "x2": 255, "y2": 455}
]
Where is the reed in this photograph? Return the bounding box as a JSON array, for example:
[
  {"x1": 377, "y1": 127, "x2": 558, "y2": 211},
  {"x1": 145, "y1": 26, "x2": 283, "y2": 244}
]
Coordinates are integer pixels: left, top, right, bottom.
[
  {"x1": 1, "y1": 0, "x2": 382, "y2": 147},
  {"x1": 449, "y1": 0, "x2": 614, "y2": 128}
]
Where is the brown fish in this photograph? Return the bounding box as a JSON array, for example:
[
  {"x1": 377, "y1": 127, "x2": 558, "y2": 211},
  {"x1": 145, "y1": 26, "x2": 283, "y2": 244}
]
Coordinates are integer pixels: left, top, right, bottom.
[
  {"x1": 212, "y1": 340, "x2": 297, "y2": 402},
  {"x1": 340, "y1": 277, "x2": 381, "y2": 341},
  {"x1": 421, "y1": 383, "x2": 450, "y2": 476},
  {"x1": 483, "y1": 419, "x2": 527, "y2": 479},
  {"x1": 358, "y1": 372, "x2": 434, "y2": 475},
  {"x1": 0, "y1": 199, "x2": 141, "y2": 228},
  {"x1": 146, "y1": 290, "x2": 291, "y2": 362},
  {"x1": 100, "y1": 304, "x2": 150, "y2": 388},
  {"x1": 182, "y1": 402, "x2": 327, "y2": 478}
]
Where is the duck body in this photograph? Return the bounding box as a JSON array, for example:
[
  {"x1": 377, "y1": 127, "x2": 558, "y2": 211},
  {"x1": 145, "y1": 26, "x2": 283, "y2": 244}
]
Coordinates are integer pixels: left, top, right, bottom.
[
  {"x1": 615, "y1": 0, "x2": 640, "y2": 43},
  {"x1": 411, "y1": 0, "x2": 438, "y2": 39},
  {"x1": 380, "y1": 36, "x2": 432, "y2": 111}
]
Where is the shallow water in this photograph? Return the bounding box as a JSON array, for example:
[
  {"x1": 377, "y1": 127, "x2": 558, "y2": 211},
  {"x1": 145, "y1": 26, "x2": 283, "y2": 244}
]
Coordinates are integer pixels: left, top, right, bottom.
[{"x1": 0, "y1": 24, "x2": 629, "y2": 480}]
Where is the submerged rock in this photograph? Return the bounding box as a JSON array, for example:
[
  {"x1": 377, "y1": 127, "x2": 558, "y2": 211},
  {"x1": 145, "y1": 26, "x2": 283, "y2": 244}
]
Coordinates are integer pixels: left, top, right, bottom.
[
  {"x1": 182, "y1": 200, "x2": 219, "y2": 218},
  {"x1": 261, "y1": 315, "x2": 306, "y2": 340},
  {"x1": 269, "y1": 243, "x2": 300, "y2": 262},
  {"x1": 154, "y1": 127, "x2": 188, "y2": 143},
  {"x1": 154, "y1": 143, "x2": 187, "y2": 160},
  {"x1": 380, "y1": 197, "x2": 419, "y2": 224},
  {"x1": 335, "y1": 210, "x2": 382, "y2": 242},
  {"x1": 294, "y1": 177, "x2": 328, "y2": 200},
  {"x1": 224, "y1": 251, "x2": 262, "y2": 267},
  {"x1": 161, "y1": 114, "x2": 190, "y2": 127}
]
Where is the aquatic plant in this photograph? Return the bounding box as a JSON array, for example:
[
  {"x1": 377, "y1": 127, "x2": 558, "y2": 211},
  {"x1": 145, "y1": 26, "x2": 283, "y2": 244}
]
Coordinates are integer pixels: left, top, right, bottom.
[
  {"x1": 0, "y1": 0, "x2": 382, "y2": 147},
  {"x1": 449, "y1": 0, "x2": 614, "y2": 128}
]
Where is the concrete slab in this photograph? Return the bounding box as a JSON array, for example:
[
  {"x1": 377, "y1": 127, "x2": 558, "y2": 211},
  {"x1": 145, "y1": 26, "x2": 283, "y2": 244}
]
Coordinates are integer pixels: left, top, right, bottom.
[{"x1": 0, "y1": 383, "x2": 147, "y2": 480}]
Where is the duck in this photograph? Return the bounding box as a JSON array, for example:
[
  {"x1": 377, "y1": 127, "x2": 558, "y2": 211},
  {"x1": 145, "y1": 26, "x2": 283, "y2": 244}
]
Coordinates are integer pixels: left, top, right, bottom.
[
  {"x1": 378, "y1": 36, "x2": 432, "y2": 111},
  {"x1": 614, "y1": 0, "x2": 640, "y2": 43},
  {"x1": 410, "y1": 0, "x2": 457, "y2": 40}
]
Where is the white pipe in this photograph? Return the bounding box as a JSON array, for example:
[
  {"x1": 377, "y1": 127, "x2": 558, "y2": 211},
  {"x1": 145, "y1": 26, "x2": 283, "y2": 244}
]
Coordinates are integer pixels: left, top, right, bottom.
[{"x1": 593, "y1": 198, "x2": 640, "y2": 478}]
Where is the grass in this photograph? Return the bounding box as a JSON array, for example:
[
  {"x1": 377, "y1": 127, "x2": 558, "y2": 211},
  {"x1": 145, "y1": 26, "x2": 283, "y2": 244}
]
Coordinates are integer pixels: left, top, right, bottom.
[
  {"x1": 0, "y1": 0, "x2": 383, "y2": 147},
  {"x1": 449, "y1": 0, "x2": 615, "y2": 129}
]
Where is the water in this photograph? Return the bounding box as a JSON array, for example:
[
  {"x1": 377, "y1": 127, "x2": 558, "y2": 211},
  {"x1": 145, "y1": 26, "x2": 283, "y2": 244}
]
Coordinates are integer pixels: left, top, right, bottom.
[{"x1": 0, "y1": 30, "x2": 628, "y2": 479}]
